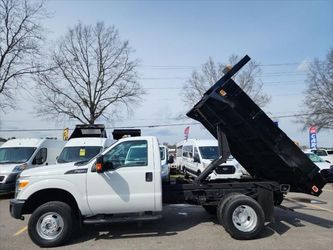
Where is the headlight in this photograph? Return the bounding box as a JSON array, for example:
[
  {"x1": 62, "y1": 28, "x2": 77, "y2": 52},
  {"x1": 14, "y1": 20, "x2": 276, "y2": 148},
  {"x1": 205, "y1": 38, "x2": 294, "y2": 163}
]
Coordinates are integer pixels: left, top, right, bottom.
[{"x1": 12, "y1": 163, "x2": 28, "y2": 172}]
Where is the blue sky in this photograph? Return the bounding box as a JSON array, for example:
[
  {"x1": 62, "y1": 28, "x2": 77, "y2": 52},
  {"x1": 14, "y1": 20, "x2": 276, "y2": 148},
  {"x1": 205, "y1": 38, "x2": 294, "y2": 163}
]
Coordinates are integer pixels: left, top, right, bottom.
[{"x1": 1, "y1": 0, "x2": 332, "y2": 147}]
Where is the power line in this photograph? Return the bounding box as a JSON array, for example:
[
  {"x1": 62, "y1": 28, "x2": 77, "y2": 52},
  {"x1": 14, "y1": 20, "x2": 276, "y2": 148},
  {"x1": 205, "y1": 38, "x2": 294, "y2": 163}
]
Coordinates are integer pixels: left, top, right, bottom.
[
  {"x1": 0, "y1": 122, "x2": 201, "y2": 132},
  {"x1": 0, "y1": 113, "x2": 327, "y2": 133},
  {"x1": 138, "y1": 62, "x2": 300, "y2": 69}
]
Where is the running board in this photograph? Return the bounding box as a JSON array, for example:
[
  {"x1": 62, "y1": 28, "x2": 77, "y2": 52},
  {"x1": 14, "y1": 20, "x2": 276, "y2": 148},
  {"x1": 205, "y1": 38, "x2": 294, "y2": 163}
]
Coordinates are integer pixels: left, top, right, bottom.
[{"x1": 83, "y1": 214, "x2": 162, "y2": 224}]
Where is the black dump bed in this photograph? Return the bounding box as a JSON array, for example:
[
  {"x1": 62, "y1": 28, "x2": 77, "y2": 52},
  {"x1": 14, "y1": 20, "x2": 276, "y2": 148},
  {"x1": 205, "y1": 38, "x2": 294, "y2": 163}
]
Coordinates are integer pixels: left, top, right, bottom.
[
  {"x1": 187, "y1": 55, "x2": 326, "y2": 196},
  {"x1": 69, "y1": 124, "x2": 107, "y2": 139}
]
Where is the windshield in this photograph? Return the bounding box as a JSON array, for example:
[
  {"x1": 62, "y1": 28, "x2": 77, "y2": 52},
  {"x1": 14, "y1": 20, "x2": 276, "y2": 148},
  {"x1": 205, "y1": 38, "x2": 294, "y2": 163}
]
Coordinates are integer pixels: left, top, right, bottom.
[
  {"x1": 199, "y1": 146, "x2": 219, "y2": 160},
  {"x1": 57, "y1": 146, "x2": 102, "y2": 163},
  {"x1": 160, "y1": 147, "x2": 166, "y2": 160},
  {"x1": 0, "y1": 147, "x2": 36, "y2": 164},
  {"x1": 306, "y1": 153, "x2": 324, "y2": 163},
  {"x1": 311, "y1": 150, "x2": 327, "y2": 156}
]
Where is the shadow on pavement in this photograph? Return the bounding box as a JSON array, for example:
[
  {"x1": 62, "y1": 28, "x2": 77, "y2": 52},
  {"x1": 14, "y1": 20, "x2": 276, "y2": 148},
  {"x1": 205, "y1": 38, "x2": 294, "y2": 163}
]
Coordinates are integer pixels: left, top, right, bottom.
[
  {"x1": 69, "y1": 204, "x2": 212, "y2": 245},
  {"x1": 266, "y1": 206, "x2": 333, "y2": 236},
  {"x1": 67, "y1": 202, "x2": 333, "y2": 246}
]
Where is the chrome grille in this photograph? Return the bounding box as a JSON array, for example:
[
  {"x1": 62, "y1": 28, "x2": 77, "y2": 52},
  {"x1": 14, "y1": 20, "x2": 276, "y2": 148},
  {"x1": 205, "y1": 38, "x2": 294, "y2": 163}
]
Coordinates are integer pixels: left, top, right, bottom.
[{"x1": 215, "y1": 165, "x2": 236, "y2": 175}]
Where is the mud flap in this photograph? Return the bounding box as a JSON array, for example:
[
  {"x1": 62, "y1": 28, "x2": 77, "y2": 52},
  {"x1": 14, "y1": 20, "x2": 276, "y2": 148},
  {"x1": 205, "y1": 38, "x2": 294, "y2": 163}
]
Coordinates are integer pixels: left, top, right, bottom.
[{"x1": 257, "y1": 187, "x2": 275, "y2": 223}]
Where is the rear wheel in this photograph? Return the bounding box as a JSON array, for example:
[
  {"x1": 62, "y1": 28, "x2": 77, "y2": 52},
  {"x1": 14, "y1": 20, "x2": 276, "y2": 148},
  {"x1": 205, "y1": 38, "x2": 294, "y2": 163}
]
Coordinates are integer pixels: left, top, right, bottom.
[
  {"x1": 28, "y1": 201, "x2": 74, "y2": 247},
  {"x1": 222, "y1": 195, "x2": 265, "y2": 240},
  {"x1": 217, "y1": 192, "x2": 242, "y2": 226}
]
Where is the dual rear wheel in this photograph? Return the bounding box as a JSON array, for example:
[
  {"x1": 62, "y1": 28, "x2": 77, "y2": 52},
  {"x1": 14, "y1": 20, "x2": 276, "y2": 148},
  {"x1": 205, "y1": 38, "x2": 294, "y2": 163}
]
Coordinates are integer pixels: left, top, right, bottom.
[{"x1": 203, "y1": 193, "x2": 265, "y2": 240}]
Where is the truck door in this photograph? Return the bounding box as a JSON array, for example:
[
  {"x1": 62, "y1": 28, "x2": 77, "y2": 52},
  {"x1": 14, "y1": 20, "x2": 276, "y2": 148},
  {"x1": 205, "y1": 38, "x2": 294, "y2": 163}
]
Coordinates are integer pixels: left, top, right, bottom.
[{"x1": 86, "y1": 138, "x2": 156, "y2": 214}]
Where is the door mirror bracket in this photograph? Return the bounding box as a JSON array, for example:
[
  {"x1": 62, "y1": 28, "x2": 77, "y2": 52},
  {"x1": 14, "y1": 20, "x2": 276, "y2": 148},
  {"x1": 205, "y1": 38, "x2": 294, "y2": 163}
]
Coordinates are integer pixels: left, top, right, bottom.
[{"x1": 96, "y1": 155, "x2": 115, "y2": 173}]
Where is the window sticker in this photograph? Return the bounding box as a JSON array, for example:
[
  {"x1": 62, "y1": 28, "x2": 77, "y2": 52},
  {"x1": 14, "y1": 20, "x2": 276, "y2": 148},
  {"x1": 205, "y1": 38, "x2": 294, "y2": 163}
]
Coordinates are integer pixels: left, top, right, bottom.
[{"x1": 79, "y1": 148, "x2": 86, "y2": 157}]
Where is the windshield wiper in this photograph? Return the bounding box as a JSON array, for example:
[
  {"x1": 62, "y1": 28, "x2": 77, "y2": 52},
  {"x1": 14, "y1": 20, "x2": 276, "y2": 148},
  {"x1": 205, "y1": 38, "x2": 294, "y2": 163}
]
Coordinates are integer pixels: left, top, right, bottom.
[
  {"x1": 0, "y1": 161, "x2": 24, "y2": 164},
  {"x1": 74, "y1": 160, "x2": 89, "y2": 166}
]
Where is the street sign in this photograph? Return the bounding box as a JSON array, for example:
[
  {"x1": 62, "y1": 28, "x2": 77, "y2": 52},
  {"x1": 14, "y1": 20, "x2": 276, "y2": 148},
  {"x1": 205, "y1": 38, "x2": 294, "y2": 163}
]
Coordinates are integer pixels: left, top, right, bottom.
[
  {"x1": 309, "y1": 126, "x2": 317, "y2": 149},
  {"x1": 184, "y1": 126, "x2": 190, "y2": 140}
]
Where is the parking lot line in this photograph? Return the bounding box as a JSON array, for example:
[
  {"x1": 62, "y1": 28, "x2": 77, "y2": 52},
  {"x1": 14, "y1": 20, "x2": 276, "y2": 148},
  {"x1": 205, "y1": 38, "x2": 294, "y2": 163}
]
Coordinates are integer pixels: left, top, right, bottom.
[
  {"x1": 13, "y1": 226, "x2": 27, "y2": 236},
  {"x1": 285, "y1": 197, "x2": 333, "y2": 213},
  {"x1": 322, "y1": 189, "x2": 333, "y2": 192}
]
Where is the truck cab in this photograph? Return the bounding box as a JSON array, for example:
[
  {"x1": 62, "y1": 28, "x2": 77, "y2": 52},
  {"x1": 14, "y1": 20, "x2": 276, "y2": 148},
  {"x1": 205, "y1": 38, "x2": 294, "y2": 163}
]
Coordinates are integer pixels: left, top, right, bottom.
[{"x1": 11, "y1": 136, "x2": 162, "y2": 243}]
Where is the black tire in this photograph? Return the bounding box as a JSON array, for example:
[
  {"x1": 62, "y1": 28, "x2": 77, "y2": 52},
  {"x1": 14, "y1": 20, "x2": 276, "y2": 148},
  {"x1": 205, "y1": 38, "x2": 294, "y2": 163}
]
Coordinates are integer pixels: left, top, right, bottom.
[
  {"x1": 217, "y1": 192, "x2": 243, "y2": 226},
  {"x1": 28, "y1": 201, "x2": 74, "y2": 247},
  {"x1": 222, "y1": 195, "x2": 265, "y2": 240},
  {"x1": 202, "y1": 205, "x2": 217, "y2": 215}
]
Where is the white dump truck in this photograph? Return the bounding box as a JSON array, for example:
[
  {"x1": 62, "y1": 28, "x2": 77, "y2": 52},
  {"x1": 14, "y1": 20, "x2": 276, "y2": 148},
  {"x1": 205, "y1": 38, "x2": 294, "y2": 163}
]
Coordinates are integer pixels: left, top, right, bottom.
[{"x1": 10, "y1": 56, "x2": 327, "y2": 247}]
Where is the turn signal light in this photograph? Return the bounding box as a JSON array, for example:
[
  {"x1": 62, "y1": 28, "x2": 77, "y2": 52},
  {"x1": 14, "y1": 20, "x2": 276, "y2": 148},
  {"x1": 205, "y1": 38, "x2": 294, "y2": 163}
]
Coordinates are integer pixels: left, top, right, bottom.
[{"x1": 18, "y1": 180, "x2": 29, "y2": 191}]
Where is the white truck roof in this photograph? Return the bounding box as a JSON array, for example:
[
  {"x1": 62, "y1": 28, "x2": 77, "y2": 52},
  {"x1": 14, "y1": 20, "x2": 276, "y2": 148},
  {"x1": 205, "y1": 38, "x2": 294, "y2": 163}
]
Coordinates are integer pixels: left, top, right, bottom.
[
  {"x1": 183, "y1": 139, "x2": 217, "y2": 147},
  {"x1": 63, "y1": 137, "x2": 112, "y2": 147},
  {"x1": 1, "y1": 138, "x2": 50, "y2": 148}
]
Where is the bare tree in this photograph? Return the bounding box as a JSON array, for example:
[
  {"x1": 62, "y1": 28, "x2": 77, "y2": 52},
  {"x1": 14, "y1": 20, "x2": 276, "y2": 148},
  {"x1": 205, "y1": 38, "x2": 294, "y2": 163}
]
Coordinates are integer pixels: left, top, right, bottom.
[
  {"x1": 297, "y1": 49, "x2": 333, "y2": 130},
  {"x1": 183, "y1": 55, "x2": 270, "y2": 107},
  {"x1": 0, "y1": 0, "x2": 47, "y2": 110},
  {"x1": 36, "y1": 22, "x2": 144, "y2": 125}
]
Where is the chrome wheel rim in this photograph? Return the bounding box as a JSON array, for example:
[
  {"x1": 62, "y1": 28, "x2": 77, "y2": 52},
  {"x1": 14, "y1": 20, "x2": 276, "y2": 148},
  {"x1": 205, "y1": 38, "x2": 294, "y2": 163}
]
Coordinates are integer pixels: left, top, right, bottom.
[
  {"x1": 232, "y1": 205, "x2": 257, "y2": 232},
  {"x1": 36, "y1": 212, "x2": 64, "y2": 240}
]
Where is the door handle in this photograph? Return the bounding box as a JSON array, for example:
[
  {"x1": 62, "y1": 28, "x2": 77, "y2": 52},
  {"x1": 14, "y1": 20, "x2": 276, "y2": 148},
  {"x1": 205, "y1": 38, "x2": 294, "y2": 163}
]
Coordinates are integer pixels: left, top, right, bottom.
[{"x1": 145, "y1": 172, "x2": 153, "y2": 182}]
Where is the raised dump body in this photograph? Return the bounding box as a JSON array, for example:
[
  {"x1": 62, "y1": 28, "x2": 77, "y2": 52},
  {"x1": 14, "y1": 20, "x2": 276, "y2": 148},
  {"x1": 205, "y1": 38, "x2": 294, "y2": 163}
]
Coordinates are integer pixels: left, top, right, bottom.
[{"x1": 187, "y1": 55, "x2": 326, "y2": 196}]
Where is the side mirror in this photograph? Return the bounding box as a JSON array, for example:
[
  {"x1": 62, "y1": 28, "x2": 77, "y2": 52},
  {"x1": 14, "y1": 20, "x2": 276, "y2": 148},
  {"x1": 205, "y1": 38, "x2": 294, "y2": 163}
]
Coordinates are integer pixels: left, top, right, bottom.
[
  {"x1": 193, "y1": 155, "x2": 200, "y2": 163},
  {"x1": 325, "y1": 160, "x2": 331, "y2": 164},
  {"x1": 33, "y1": 157, "x2": 43, "y2": 165},
  {"x1": 96, "y1": 155, "x2": 114, "y2": 173}
]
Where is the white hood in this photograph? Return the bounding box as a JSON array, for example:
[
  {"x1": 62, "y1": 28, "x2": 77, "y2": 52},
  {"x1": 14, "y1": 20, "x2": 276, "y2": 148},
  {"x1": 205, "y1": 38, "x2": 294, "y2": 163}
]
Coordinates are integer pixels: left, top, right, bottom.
[
  {"x1": 20, "y1": 162, "x2": 78, "y2": 178},
  {"x1": 0, "y1": 163, "x2": 21, "y2": 174},
  {"x1": 315, "y1": 161, "x2": 331, "y2": 171}
]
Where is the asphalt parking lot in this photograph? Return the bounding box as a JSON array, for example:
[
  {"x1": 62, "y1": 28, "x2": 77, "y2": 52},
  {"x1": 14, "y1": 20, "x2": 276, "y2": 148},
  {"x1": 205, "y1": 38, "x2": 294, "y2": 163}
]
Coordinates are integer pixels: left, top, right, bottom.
[{"x1": 0, "y1": 184, "x2": 332, "y2": 250}]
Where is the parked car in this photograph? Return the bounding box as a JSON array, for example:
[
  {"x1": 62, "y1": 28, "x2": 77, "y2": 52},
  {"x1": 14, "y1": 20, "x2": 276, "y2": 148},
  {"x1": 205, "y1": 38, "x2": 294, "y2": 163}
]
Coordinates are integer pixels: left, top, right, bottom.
[
  {"x1": 310, "y1": 148, "x2": 333, "y2": 163},
  {"x1": 0, "y1": 138, "x2": 65, "y2": 193},
  {"x1": 181, "y1": 139, "x2": 243, "y2": 179},
  {"x1": 303, "y1": 151, "x2": 332, "y2": 171}
]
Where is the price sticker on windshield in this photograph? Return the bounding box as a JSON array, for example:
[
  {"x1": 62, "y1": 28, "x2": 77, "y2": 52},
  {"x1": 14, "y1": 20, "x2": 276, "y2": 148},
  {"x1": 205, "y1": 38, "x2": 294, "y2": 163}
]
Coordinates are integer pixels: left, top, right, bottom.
[{"x1": 79, "y1": 148, "x2": 86, "y2": 157}]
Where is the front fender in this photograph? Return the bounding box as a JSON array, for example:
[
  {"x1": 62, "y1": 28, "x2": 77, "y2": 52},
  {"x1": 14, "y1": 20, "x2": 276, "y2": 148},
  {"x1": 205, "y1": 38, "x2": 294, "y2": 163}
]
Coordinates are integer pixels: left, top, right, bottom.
[{"x1": 18, "y1": 177, "x2": 92, "y2": 216}]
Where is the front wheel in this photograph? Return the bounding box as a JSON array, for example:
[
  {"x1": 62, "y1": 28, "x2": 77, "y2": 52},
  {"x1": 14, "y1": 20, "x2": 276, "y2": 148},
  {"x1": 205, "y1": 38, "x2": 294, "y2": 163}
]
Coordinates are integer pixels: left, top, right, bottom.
[
  {"x1": 221, "y1": 195, "x2": 265, "y2": 240},
  {"x1": 28, "y1": 201, "x2": 74, "y2": 247}
]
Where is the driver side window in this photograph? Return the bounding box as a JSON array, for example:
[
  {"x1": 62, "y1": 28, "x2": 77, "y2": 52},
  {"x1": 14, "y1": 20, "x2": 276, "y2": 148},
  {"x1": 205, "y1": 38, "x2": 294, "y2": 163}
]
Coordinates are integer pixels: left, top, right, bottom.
[
  {"x1": 104, "y1": 140, "x2": 148, "y2": 168},
  {"x1": 32, "y1": 148, "x2": 47, "y2": 165}
]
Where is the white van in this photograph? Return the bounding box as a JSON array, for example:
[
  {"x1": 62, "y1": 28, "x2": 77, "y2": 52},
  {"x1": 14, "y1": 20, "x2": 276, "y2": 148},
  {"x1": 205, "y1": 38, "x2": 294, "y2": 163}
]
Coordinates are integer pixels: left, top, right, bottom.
[
  {"x1": 181, "y1": 139, "x2": 243, "y2": 180},
  {"x1": 0, "y1": 138, "x2": 65, "y2": 193},
  {"x1": 57, "y1": 125, "x2": 114, "y2": 164},
  {"x1": 57, "y1": 138, "x2": 114, "y2": 164}
]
